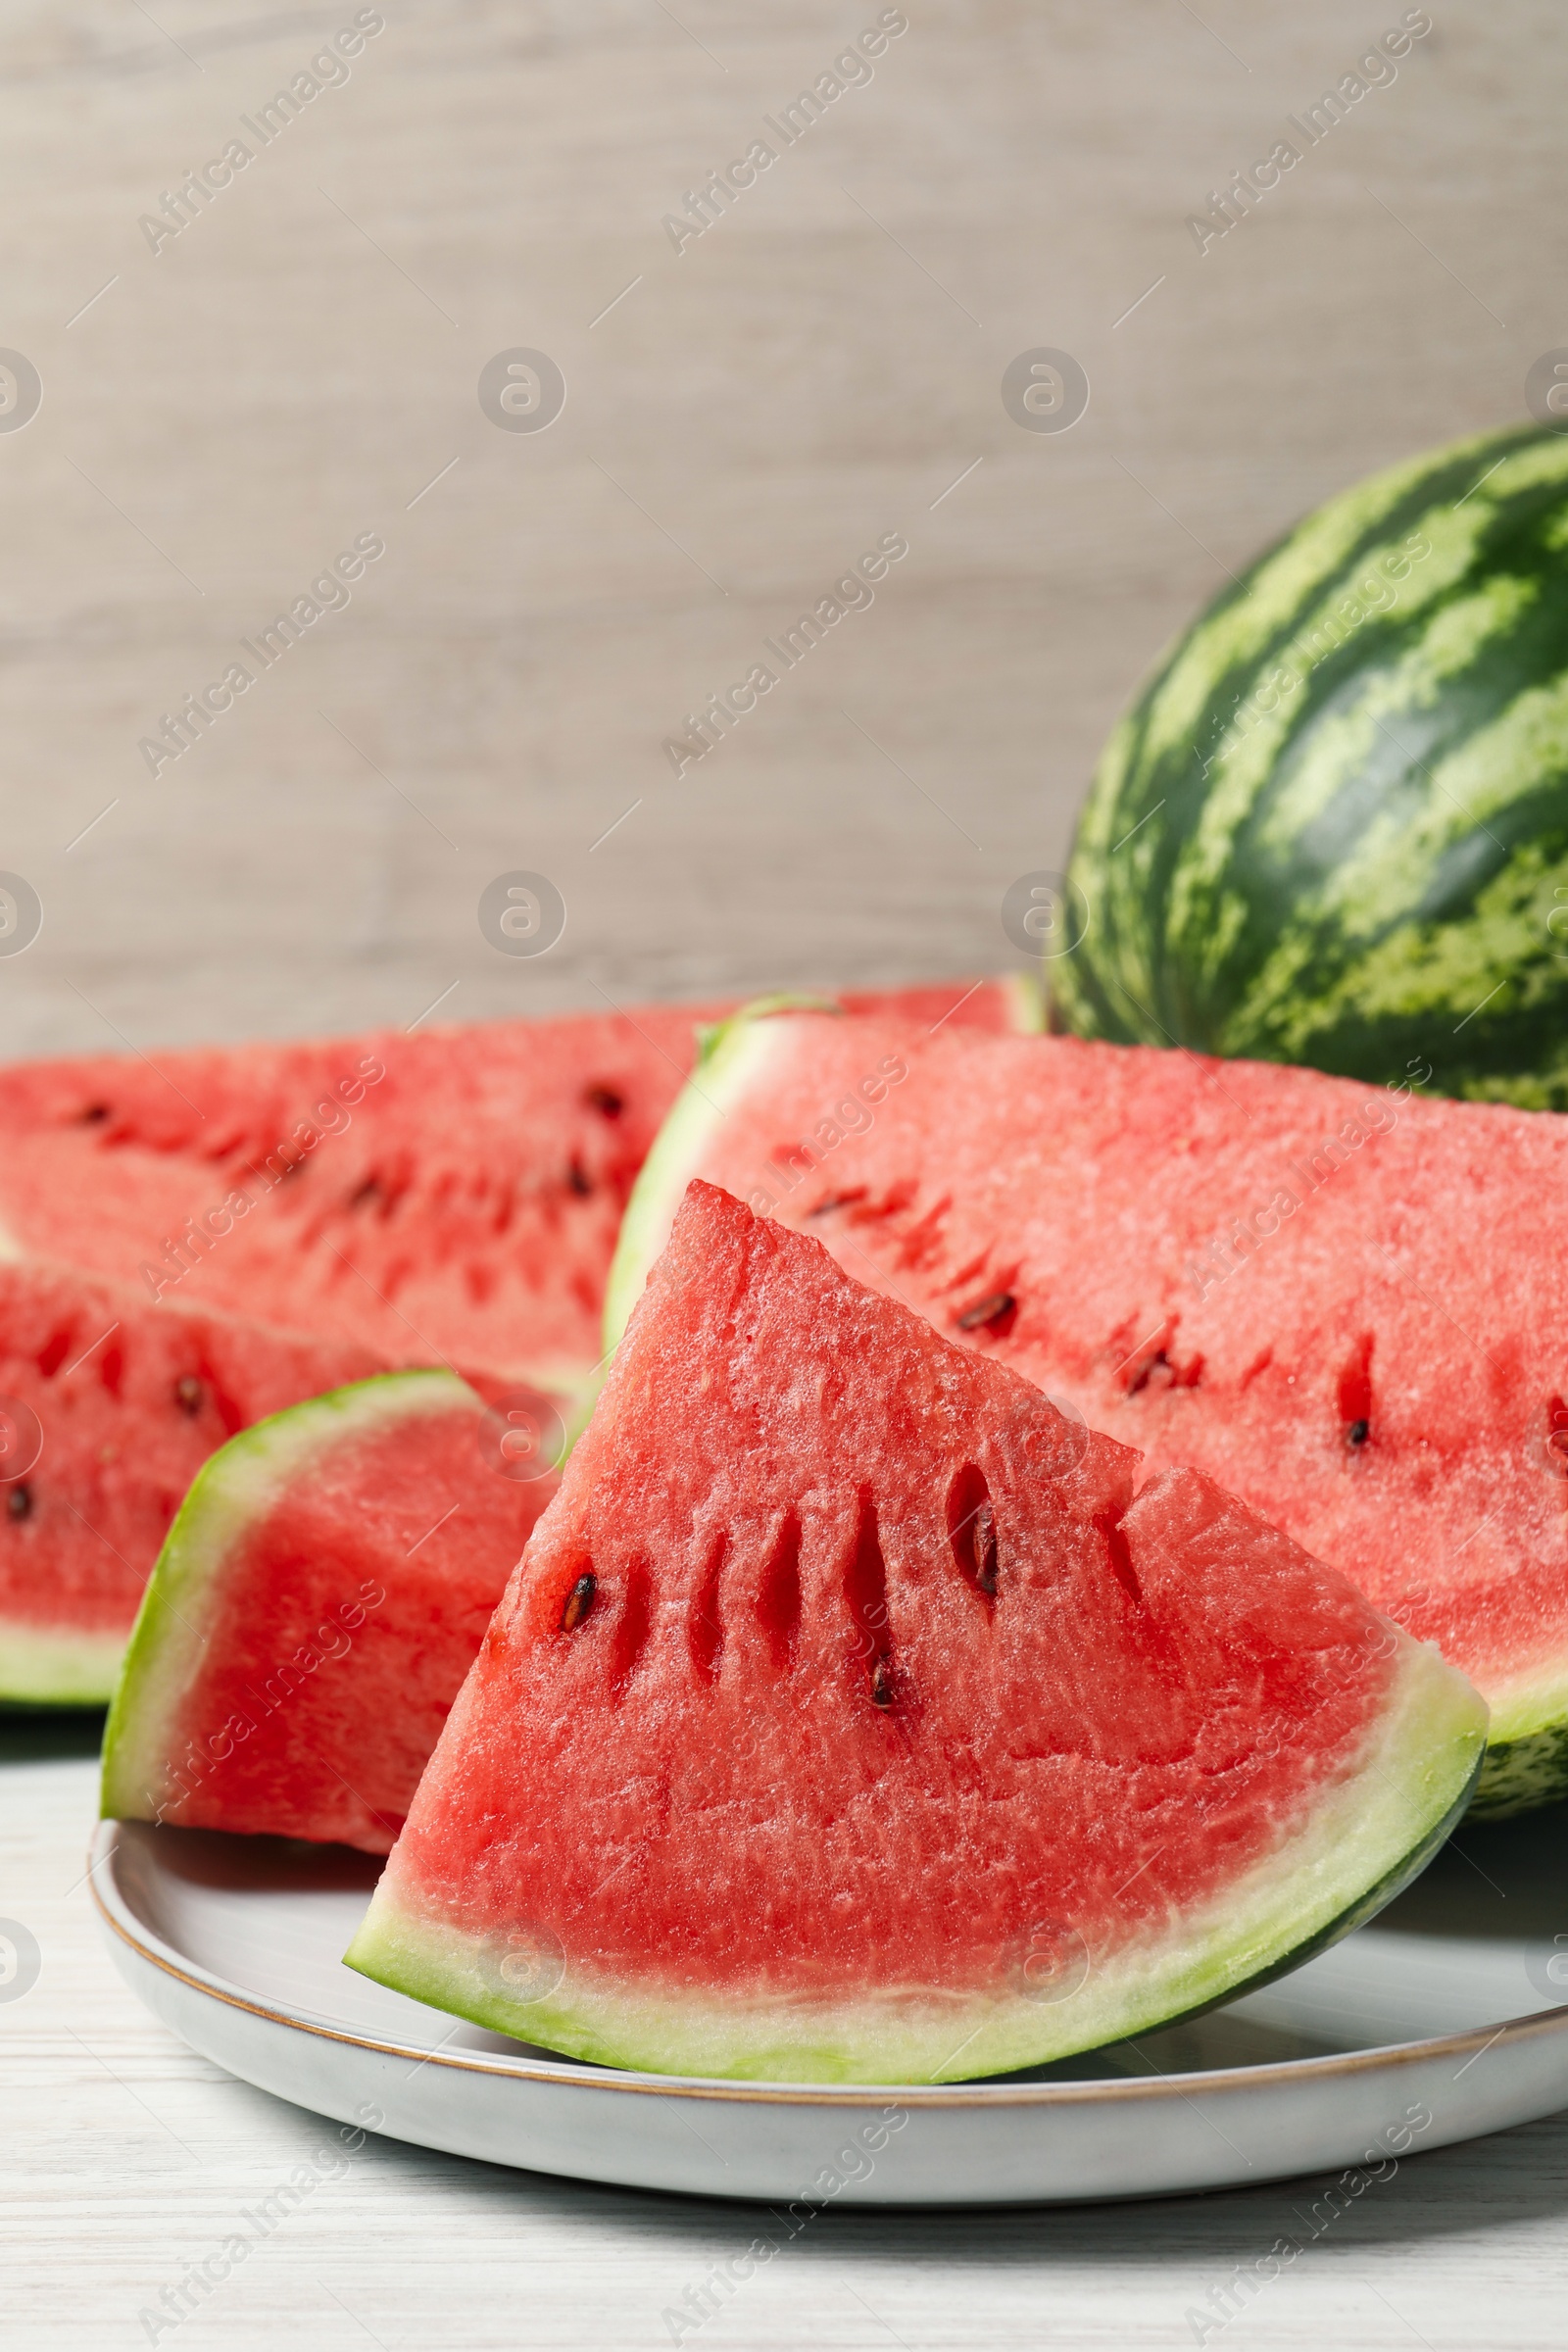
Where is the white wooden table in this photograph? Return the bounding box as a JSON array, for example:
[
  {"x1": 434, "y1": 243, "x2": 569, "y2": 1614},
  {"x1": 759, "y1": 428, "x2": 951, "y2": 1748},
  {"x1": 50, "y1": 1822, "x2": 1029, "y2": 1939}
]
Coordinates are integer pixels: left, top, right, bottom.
[
  {"x1": 4, "y1": 2, "x2": 1568, "y2": 2340},
  {"x1": 10, "y1": 1723, "x2": 1568, "y2": 2350}
]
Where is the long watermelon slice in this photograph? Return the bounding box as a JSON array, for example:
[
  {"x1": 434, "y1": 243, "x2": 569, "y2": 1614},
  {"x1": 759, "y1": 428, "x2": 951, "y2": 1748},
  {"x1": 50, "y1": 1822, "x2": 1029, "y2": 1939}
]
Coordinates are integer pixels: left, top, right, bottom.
[
  {"x1": 346, "y1": 1181, "x2": 1484, "y2": 2084},
  {"x1": 0, "y1": 1264, "x2": 391, "y2": 1703},
  {"x1": 0, "y1": 980, "x2": 1031, "y2": 1702},
  {"x1": 609, "y1": 1010, "x2": 1568, "y2": 1816},
  {"x1": 101, "y1": 1371, "x2": 555, "y2": 1852},
  {"x1": 0, "y1": 981, "x2": 1034, "y2": 1396}
]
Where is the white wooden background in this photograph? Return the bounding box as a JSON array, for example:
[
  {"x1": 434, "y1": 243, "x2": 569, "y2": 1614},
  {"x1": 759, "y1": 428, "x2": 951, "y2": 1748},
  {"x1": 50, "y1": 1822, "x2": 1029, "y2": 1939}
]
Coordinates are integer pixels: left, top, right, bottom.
[{"x1": 5, "y1": 3, "x2": 1568, "y2": 2343}]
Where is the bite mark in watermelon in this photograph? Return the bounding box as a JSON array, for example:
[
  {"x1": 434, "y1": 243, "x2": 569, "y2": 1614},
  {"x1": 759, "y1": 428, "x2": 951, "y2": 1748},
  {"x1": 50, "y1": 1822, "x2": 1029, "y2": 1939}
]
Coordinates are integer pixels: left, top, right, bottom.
[
  {"x1": 346, "y1": 1183, "x2": 1483, "y2": 2083},
  {"x1": 0, "y1": 1265, "x2": 389, "y2": 1704},
  {"x1": 609, "y1": 1010, "x2": 1568, "y2": 1816},
  {"x1": 101, "y1": 1370, "x2": 555, "y2": 1852}
]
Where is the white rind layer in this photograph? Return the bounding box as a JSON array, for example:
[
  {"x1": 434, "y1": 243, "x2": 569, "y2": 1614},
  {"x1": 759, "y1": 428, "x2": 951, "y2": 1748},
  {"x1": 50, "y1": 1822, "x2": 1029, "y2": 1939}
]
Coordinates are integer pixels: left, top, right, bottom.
[
  {"x1": 0, "y1": 1622, "x2": 127, "y2": 1705},
  {"x1": 603, "y1": 1012, "x2": 792, "y2": 1354},
  {"x1": 603, "y1": 985, "x2": 1045, "y2": 1354},
  {"x1": 345, "y1": 1636, "x2": 1486, "y2": 2084}
]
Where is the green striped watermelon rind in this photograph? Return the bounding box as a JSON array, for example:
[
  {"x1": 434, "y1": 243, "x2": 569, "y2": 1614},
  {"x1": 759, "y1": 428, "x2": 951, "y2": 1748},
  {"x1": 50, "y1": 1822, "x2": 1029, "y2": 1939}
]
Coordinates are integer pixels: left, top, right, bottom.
[
  {"x1": 344, "y1": 1635, "x2": 1484, "y2": 2083},
  {"x1": 99, "y1": 1368, "x2": 480, "y2": 1827},
  {"x1": 1055, "y1": 423, "x2": 1568, "y2": 1106},
  {"x1": 1470, "y1": 1665, "x2": 1568, "y2": 1817},
  {"x1": 1472, "y1": 1731, "x2": 1568, "y2": 1819}
]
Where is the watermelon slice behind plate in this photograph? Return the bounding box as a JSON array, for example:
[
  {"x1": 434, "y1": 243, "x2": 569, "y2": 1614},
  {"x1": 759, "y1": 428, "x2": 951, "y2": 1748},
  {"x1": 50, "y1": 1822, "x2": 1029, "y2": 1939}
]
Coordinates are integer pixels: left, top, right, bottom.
[
  {"x1": 0, "y1": 980, "x2": 1035, "y2": 1400},
  {"x1": 607, "y1": 1008, "x2": 1568, "y2": 1817},
  {"x1": 101, "y1": 1370, "x2": 556, "y2": 1853},
  {"x1": 0, "y1": 1262, "x2": 395, "y2": 1704},
  {"x1": 345, "y1": 1182, "x2": 1484, "y2": 2084}
]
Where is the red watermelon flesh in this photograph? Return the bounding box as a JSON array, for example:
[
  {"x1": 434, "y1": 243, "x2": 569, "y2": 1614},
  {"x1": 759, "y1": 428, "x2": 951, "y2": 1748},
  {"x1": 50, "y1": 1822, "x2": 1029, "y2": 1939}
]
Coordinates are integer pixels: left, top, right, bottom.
[
  {"x1": 0, "y1": 982, "x2": 1028, "y2": 1398},
  {"x1": 0, "y1": 983, "x2": 1026, "y2": 1704},
  {"x1": 101, "y1": 1371, "x2": 554, "y2": 1852},
  {"x1": 0, "y1": 1262, "x2": 391, "y2": 1702},
  {"x1": 345, "y1": 1182, "x2": 1483, "y2": 2083},
  {"x1": 610, "y1": 1011, "x2": 1568, "y2": 1815}
]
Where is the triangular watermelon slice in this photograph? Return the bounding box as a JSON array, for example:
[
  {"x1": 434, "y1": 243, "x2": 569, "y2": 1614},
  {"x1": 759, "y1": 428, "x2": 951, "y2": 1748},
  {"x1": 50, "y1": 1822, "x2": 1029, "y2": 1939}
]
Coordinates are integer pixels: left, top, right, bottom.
[
  {"x1": 345, "y1": 1182, "x2": 1484, "y2": 2083},
  {"x1": 101, "y1": 1370, "x2": 556, "y2": 1852},
  {"x1": 607, "y1": 1007, "x2": 1568, "y2": 1817}
]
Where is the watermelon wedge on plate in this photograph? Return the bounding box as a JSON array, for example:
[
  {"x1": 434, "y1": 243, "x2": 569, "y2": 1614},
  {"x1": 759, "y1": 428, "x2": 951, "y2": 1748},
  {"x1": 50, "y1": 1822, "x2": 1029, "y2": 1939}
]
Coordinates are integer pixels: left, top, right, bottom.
[
  {"x1": 607, "y1": 1008, "x2": 1568, "y2": 1816},
  {"x1": 0, "y1": 1263, "x2": 390, "y2": 1703},
  {"x1": 345, "y1": 1181, "x2": 1484, "y2": 2084},
  {"x1": 101, "y1": 1370, "x2": 556, "y2": 1852}
]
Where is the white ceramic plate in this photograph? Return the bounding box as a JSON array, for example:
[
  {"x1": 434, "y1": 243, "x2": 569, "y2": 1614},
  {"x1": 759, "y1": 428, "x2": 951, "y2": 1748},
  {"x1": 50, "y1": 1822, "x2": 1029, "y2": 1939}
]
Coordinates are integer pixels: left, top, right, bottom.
[{"x1": 93, "y1": 1809, "x2": 1568, "y2": 2205}]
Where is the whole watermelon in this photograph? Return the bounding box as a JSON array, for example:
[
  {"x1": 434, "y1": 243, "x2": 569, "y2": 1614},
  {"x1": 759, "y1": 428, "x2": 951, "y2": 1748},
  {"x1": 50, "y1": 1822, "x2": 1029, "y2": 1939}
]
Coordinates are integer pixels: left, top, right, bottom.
[{"x1": 1055, "y1": 423, "x2": 1568, "y2": 1107}]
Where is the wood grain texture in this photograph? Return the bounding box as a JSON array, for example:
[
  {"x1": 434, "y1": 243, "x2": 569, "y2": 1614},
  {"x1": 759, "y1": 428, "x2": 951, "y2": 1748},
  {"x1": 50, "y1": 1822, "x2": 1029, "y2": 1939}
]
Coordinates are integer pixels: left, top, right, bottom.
[
  {"x1": 4, "y1": 2, "x2": 1568, "y2": 2341},
  {"x1": 8, "y1": 1741, "x2": 1568, "y2": 2352},
  {"x1": 0, "y1": 0, "x2": 1563, "y2": 1055}
]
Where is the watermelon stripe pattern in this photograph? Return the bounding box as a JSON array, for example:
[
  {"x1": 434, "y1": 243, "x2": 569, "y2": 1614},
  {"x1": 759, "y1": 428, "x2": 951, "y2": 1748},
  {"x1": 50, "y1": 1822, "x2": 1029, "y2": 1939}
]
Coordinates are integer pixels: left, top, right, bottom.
[{"x1": 1056, "y1": 424, "x2": 1568, "y2": 1106}]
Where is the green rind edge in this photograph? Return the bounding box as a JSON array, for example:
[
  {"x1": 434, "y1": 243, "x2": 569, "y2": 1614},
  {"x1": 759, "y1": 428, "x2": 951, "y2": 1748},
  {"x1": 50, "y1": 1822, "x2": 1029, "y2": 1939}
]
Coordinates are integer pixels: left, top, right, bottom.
[
  {"x1": 999, "y1": 970, "x2": 1048, "y2": 1032},
  {"x1": 1469, "y1": 1729, "x2": 1568, "y2": 1819},
  {"x1": 0, "y1": 1624, "x2": 126, "y2": 1706},
  {"x1": 1466, "y1": 1663, "x2": 1568, "y2": 1816},
  {"x1": 1102, "y1": 1733, "x2": 1487, "y2": 2048},
  {"x1": 601, "y1": 980, "x2": 1041, "y2": 1359},
  {"x1": 99, "y1": 1366, "x2": 477, "y2": 1824},
  {"x1": 343, "y1": 1640, "x2": 1486, "y2": 2084},
  {"x1": 601, "y1": 1002, "x2": 816, "y2": 1356}
]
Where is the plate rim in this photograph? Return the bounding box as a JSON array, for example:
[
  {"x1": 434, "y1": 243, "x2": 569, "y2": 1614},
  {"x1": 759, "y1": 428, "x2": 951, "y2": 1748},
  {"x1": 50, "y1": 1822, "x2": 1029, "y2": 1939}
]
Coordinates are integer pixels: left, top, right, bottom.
[{"x1": 90, "y1": 1817, "x2": 1568, "y2": 2112}]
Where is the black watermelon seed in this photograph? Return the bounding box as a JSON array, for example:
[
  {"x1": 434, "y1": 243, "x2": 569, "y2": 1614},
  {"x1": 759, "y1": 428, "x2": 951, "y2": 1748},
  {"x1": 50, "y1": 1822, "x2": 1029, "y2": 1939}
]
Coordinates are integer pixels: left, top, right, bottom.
[
  {"x1": 8, "y1": 1484, "x2": 32, "y2": 1520},
  {"x1": 175, "y1": 1376, "x2": 204, "y2": 1416},
  {"x1": 78, "y1": 1102, "x2": 109, "y2": 1124},
  {"x1": 585, "y1": 1085, "x2": 624, "y2": 1118},
  {"x1": 1347, "y1": 1419, "x2": 1370, "y2": 1447},
  {"x1": 561, "y1": 1572, "x2": 596, "y2": 1632},
  {"x1": 566, "y1": 1158, "x2": 592, "y2": 1198},
  {"x1": 870, "y1": 1656, "x2": 896, "y2": 1709},
  {"x1": 973, "y1": 1499, "x2": 999, "y2": 1595},
  {"x1": 956, "y1": 1291, "x2": 1015, "y2": 1332}
]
